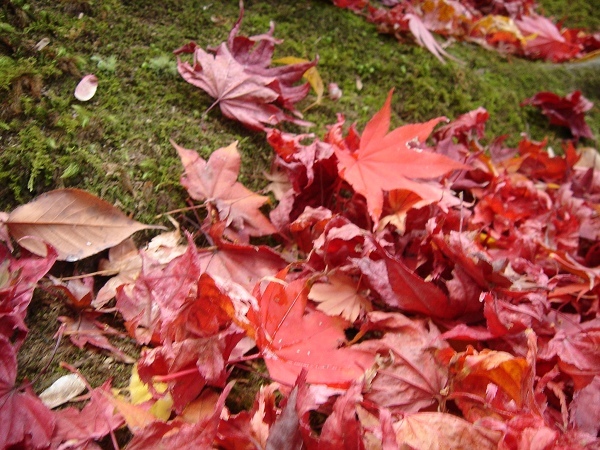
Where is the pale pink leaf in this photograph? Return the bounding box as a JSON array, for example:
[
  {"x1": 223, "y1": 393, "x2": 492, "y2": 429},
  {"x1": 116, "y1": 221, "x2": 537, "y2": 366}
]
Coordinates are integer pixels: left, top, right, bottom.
[
  {"x1": 74, "y1": 74, "x2": 98, "y2": 101},
  {"x1": 308, "y1": 273, "x2": 371, "y2": 322}
]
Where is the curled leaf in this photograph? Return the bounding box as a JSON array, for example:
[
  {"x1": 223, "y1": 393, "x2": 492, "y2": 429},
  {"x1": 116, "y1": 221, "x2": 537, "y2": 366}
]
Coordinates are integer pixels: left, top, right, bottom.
[
  {"x1": 274, "y1": 56, "x2": 324, "y2": 109},
  {"x1": 39, "y1": 374, "x2": 86, "y2": 409}
]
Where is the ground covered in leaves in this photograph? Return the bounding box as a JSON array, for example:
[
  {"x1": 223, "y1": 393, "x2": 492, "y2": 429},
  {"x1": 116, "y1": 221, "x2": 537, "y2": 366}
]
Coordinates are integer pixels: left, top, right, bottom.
[{"x1": 1, "y1": 0, "x2": 600, "y2": 449}]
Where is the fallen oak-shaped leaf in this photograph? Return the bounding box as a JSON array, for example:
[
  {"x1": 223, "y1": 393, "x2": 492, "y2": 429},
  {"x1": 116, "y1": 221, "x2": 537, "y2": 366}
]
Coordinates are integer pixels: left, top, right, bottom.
[{"x1": 5, "y1": 189, "x2": 162, "y2": 261}]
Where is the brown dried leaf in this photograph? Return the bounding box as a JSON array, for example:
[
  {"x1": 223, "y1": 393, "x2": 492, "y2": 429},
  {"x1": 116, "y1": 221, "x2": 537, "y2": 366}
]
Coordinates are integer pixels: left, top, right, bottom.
[{"x1": 7, "y1": 189, "x2": 161, "y2": 261}]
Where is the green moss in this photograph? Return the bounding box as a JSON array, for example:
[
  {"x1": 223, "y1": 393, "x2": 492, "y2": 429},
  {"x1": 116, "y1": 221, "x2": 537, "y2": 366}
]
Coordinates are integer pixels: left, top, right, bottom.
[{"x1": 538, "y1": 0, "x2": 600, "y2": 29}]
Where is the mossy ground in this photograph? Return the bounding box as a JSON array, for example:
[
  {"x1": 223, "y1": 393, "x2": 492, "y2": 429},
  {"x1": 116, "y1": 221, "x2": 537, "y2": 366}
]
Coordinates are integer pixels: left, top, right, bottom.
[{"x1": 2, "y1": 0, "x2": 599, "y2": 428}]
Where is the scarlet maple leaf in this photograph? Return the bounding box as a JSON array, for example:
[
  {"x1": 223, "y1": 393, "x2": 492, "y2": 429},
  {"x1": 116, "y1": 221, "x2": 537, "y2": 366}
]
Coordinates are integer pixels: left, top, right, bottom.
[
  {"x1": 173, "y1": 140, "x2": 276, "y2": 241},
  {"x1": 332, "y1": 89, "x2": 468, "y2": 225},
  {"x1": 249, "y1": 268, "x2": 375, "y2": 387}
]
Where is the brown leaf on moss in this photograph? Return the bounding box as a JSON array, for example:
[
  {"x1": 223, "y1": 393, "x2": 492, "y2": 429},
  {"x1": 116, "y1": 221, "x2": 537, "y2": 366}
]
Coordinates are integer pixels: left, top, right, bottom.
[{"x1": 7, "y1": 188, "x2": 161, "y2": 261}]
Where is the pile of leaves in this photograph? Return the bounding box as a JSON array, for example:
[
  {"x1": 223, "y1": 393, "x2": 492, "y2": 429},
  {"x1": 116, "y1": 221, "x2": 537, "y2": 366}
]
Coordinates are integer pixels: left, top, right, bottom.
[
  {"x1": 2, "y1": 3, "x2": 600, "y2": 449},
  {"x1": 333, "y1": 0, "x2": 600, "y2": 63}
]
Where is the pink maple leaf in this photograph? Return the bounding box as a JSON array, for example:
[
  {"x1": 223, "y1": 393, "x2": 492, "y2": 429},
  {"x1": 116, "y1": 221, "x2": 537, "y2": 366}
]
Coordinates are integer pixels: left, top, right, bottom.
[
  {"x1": 173, "y1": 140, "x2": 276, "y2": 241},
  {"x1": 174, "y1": 6, "x2": 314, "y2": 131}
]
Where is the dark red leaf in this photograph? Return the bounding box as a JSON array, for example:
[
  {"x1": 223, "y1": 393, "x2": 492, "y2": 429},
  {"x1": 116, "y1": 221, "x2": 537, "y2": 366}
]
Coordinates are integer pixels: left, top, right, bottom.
[
  {"x1": 522, "y1": 90, "x2": 594, "y2": 139},
  {"x1": 0, "y1": 335, "x2": 56, "y2": 449},
  {"x1": 358, "y1": 312, "x2": 449, "y2": 413}
]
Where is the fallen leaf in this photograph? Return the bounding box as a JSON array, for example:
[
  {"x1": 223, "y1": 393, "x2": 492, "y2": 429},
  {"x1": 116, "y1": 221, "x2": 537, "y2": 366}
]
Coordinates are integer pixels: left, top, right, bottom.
[
  {"x1": 174, "y1": 140, "x2": 276, "y2": 240},
  {"x1": 406, "y1": 13, "x2": 459, "y2": 64},
  {"x1": 516, "y1": 14, "x2": 582, "y2": 62},
  {"x1": 393, "y1": 412, "x2": 500, "y2": 449},
  {"x1": 125, "y1": 382, "x2": 233, "y2": 449},
  {"x1": 0, "y1": 335, "x2": 56, "y2": 449},
  {"x1": 359, "y1": 312, "x2": 450, "y2": 413},
  {"x1": 308, "y1": 272, "x2": 371, "y2": 322},
  {"x1": 521, "y1": 90, "x2": 594, "y2": 140},
  {"x1": 448, "y1": 346, "x2": 530, "y2": 421},
  {"x1": 250, "y1": 269, "x2": 375, "y2": 387},
  {"x1": 265, "y1": 379, "x2": 304, "y2": 450},
  {"x1": 274, "y1": 56, "x2": 324, "y2": 109},
  {"x1": 74, "y1": 74, "x2": 98, "y2": 101},
  {"x1": 50, "y1": 381, "x2": 126, "y2": 448},
  {"x1": 569, "y1": 376, "x2": 600, "y2": 436},
  {"x1": 332, "y1": 89, "x2": 468, "y2": 224},
  {"x1": 129, "y1": 364, "x2": 173, "y2": 421},
  {"x1": 174, "y1": 7, "x2": 315, "y2": 131},
  {"x1": 59, "y1": 311, "x2": 136, "y2": 363},
  {"x1": 7, "y1": 188, "x2": 160, "y2": 261},
  {"x1": 318, "y1": 382, "x2": 364, "y2": 448},
  {"x1": 39, "y1": 374, "x2": 86, "y2": 409}
]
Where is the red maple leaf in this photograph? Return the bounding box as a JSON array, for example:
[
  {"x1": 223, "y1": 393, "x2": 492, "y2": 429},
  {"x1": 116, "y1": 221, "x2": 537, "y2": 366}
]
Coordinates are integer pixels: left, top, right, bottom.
[
  {"x1": 357, "y1": 312, "x2": 450, "y2": 413},
  {"x1": 197, "y1": 233, "x2": 286, "y2": 294},
  {"x1": 173, "y1": 139, "x2": 276, "y2": 241},
  {"x1": 331, "y1": 89, "x2": 468, "y2": 225},
  {"x1": 126, "y1": 382, "x2": 233, "y2": 449},
  {"x1": 0, "y1": 244, "x2": 56, "y2": 348},
  {"x1": 51, "y1": 380, "x2": 125, "y2": 449},
  {"x1": 174, "y1": 6, "x2": 314, "y2": 131},
  {"x1": 249, "y1": 268, "x2": 375, "y2": 387}
]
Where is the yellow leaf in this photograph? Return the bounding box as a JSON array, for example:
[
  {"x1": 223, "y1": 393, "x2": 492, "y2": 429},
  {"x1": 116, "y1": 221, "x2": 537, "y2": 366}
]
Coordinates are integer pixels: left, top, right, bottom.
[
  {"x1": 129, "y1": 364, "x2": 173, "y2": 421},
  {"x1": 273, "y1": 56, "x2": 323, "y2": 110}
]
